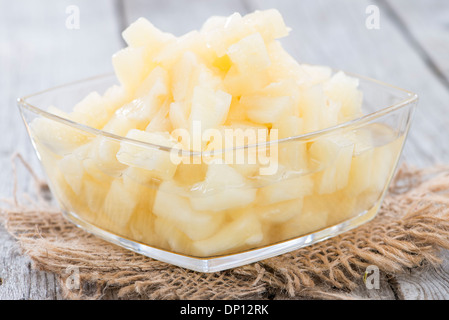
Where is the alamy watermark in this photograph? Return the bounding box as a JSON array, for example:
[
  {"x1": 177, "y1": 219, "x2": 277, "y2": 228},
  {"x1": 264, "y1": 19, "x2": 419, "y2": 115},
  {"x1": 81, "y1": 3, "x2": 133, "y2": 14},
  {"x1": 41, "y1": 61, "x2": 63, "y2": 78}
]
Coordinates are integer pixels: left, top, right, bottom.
[
  {"x1": 169, "y1": 121, "x2": 279, "y2": 176},
  {"x1": 65, "y1": 5, "x2": 80, "y2": 30},
  {"x1": 363, "y1": 265, "x2": 380, "y2": 290},
  {"x1": 365, "y1": 5, "x2": 380, "y2": 30}
]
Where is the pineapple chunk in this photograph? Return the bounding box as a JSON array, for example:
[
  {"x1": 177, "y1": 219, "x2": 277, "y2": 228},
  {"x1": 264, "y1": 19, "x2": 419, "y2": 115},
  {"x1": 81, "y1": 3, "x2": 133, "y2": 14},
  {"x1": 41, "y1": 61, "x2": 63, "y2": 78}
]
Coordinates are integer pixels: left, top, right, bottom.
[
  {"x1": 272, "y1": 115, "x2": 308, "y2": 171},
  {"x1": 309, "y1": 134, "x2": 355, "y2": 195},
  {"x1": 100, "y1": 178, "x2": 139, "y2": 232},
  {"x1": 103, "y1": 67, "x2": 169, "y2": 136},
  {"x1": 188, "y1": 85, "x2": 232, "y2": 140},
  {"x1": 280, "y1": 198, "x2": 329, "y2": 240},
  {"x1": 153, "y1": 181, "x2": 223, "y2": 241},
  {"x1": 189, "y1": 162, "x2": 257, "y2": 212},
  {"x1": 227, "y1": 33, "x2": 271, "y2": 73},
  {"x1": 58, "y1": 153, "x2": 85, "y2": 195},
  {"x1": 298, "y1": 85, "x2": 327, "y2": 134},
  {"x1": 192, "y1": 212, "x2": 263, "y2": 256},
  {"x1": 223, "y1": 65, "x2": 271, "y2": 97},
  {"x1": 122, "y1": 17, "x2": 175, "y2": 49},
  {"x1": 256, "y1": 169, "x2": 314, "y2": 206},
  {"x1": 202, "y1": 12, "x2": 255, "y2": 57},
  {"x1": 324, "y1": 71, "x2": 363, "y2": 121},
  {"x1": 299, "y1": 64, "x2": 333, "y2": 87},
  {"x1": 30, "y1": 122, "x2": 88, "y2": 156},
  {"x1": 257, "y1": 198, "x2": 303, "y2": 224},
  {"x1": 116, "y1": 129, "x2": 179, "y2": 180},
  {"x1": 240, "y1": 95, "x2": 294, "y2": 124},
  {"x1": 70, "y1": 92, "x2": 110, "y2": 129},
  {"x1": 244, "y1": 9, "x2": 290, "y2": 42},
  {"x1": 155, "y1": 30, "x2": 215, "y2": 68},
  {"x1": 153, "y1": 217, "x2": 194, "y2": 254},
  {"x1": 112, "y1": 47, "x2": 148, "y2": 94}
]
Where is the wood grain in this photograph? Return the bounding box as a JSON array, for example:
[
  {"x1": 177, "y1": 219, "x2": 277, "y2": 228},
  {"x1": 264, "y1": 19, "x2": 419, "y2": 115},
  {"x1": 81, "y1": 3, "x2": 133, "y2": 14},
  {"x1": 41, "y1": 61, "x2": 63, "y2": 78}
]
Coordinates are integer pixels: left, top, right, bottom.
[
  {"x1": 385, "y1": 0, "x2": 449, "y2": 86},
  {"x1": 0, "y1": 0, "x2": 123, "y2": 300}
]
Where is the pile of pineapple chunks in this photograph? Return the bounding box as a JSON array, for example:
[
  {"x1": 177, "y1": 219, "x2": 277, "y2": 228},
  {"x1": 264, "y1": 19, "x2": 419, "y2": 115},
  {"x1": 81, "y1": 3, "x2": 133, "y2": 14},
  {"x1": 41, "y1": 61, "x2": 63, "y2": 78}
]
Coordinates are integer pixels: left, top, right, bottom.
[{"x1": 30, "y1": 9, "x2": 402, "y2": 257}]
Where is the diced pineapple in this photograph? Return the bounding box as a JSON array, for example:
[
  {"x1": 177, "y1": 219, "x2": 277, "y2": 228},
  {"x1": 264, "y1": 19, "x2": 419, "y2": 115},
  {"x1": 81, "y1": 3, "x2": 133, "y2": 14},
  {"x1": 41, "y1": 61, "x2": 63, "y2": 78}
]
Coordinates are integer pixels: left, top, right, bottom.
[
  {"x1": 155, "y1": 30, "x2": 215, "y2": 68},
  {"x1": 257, "y1": 198, "x2": 302, "y2": 224},
  {"x1": 122, "y1": 17, "x2": 175, "y2": 50},
  {"x1": 280, "y1": 198, "x2": 329, "y2": 240},
  {"x1": 202, "y1": 12, "x2": 256, "y2": 58},
  {"x1": 324, "y1": 71, "x2": 363, "y2": 121},
  {"x1": 103, "y1": 67, "x2": 169, "y2": 136},
  {"x1": 309, "y1": 133, "x2": 354, "y2": 195},
  {"x1": 70, "y1": 92, "x2": 110, "y2": 129},
  {"x1": 116, "y1": 129, "x2": 179, "y2": 180},
  {"x1": 240, "y1": 95, "x2": 294, "y2": 124},
  {"x1": 112, "y1": 47, "x2": 149, "y2": 94},
  {"x1": 227, "y1": 33, "x2": 271, "y2": 73},
  {"x1": 153, "y1": 181, "x2": 223, "y2": 241},
  {"x1": 58, "y1": 153, "x2": 85, "y2": 195},
  {"x1": 169, "y1": 101, "x2": 189, "y2": 130},
  {"x1": 309, "y1": 191, "x2": 357, "y2": 226},
  {"x1": 244, "y1": 9, "x2": 290, "y2": 42},
  {"x1": 29, "y1": 115, "x2": 89, "y2": 156},
  {"x1": 223, "y1": 65, "x2": 271, "y2": 97},
  {"x1": 85, "y1": 137, "x2": 126, "y2": 174},
  {"x1": 100, "y1": 178, "x2": 139, "y2": 232},
  {"x1": 298, "y1": 85, "x2": 327, "y2": 134},
  {"x1": 134, "y1": 65, "x2": 169, "y2": 99},
  {"x1": 188, "y1": 85, "x2": 232, "y2": 141},
  {"x1": 299, "y1": 64, "x2": 333, "y2": 87},
  {"x1": 173, "y1": 162, "x2": 208, "y2": 187},
  {"x1": 256, "y1": 168, "x2": 314, "y2": 205},
  {"x1": 192, "y1": 212, "x2": 263, "y2": 256},
  {"x1": 154, "y1": 217, "x2": 194, "y2": 254},
  {"x1": 145, "y1": 100, "x2": 172, "y2": 133},
  {"x1": 189, "y1": 162, "x2": 257, "y2": 212},
  {"x1": 266, "y1": 41, "x2": 304, "y2": 83},
  {"x1": 272, "y1": 115, "x2": 308, "y2": 171},
  {"x1": 82, "y1": 177, "x2": 111, "y2": 220}
]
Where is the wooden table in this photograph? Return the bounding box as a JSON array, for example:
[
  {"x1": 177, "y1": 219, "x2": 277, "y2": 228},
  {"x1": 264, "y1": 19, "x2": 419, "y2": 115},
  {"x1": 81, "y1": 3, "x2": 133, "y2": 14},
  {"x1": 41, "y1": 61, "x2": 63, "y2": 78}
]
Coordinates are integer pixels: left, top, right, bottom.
[{"x1": 1, "y1": 0, "x2": 449, "y2": 300}]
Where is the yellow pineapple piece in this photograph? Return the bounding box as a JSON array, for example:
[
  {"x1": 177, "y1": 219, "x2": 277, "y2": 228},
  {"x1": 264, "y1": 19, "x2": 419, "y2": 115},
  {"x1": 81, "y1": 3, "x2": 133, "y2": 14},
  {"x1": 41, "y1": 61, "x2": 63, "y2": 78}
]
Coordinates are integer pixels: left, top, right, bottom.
[
  {"x1": 189, "y1": 162, "x2": 257, "y2": 212},
  {"x1": 122, "y1": 17, "x2": 175, "y2": 49},
  {"x1": 192, "y1": 212, "x2": 263, "y2": 256},
  {"x1": 153, "y1": 181, "x2": 224, "y2": 241},
  {"x1": 227, "y1": 32, "x2": 271, "y2": 73},
  {"x1": 256, "y1": 165, "x2": 314, "y2": 205},
  {"x1": 309, "y1": 134, "x2": 355, "y2": 195},
  {"x1": 116, "y1": 129, "x2": 179, "y2": 180}
]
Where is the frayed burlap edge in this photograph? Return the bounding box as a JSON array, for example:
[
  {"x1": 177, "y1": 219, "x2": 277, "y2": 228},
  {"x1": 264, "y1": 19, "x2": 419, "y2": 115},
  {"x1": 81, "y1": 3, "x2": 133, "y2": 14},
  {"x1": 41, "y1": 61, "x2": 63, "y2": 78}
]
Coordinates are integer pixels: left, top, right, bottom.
[{"x1": 2, "y1": 155, "x2": 449, "y2": 300}]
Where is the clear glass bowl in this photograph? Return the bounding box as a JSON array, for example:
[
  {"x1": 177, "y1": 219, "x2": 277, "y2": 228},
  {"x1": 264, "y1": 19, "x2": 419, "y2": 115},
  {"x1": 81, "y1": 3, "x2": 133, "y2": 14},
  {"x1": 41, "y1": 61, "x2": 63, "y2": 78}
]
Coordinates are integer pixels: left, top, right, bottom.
[{"x1": 17, "y1": 72, "x2": 418, "y2": 272}]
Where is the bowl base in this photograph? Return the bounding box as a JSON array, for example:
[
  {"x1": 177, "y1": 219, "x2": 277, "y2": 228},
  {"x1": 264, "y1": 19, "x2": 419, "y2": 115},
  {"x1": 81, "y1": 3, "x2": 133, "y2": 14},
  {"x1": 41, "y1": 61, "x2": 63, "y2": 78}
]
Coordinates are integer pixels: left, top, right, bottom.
[{"x1": 61, "y1": 202, "x2": 381, "y2": 273}]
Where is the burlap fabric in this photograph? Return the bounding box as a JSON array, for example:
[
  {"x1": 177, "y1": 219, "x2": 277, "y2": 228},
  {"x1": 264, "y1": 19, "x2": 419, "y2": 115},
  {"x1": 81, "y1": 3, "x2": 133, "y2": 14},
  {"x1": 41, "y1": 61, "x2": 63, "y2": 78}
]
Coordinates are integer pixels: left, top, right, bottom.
[{"x1": 2, "y1": 155, "x2": 449, "y2": 300}]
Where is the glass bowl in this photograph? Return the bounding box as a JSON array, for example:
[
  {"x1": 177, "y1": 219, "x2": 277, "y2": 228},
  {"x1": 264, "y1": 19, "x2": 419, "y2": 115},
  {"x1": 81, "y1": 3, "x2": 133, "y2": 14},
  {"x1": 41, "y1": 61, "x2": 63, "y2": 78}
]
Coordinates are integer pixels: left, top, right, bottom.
[{"x1": 17, "y1": 72, "x2": 418, "y2": 272}]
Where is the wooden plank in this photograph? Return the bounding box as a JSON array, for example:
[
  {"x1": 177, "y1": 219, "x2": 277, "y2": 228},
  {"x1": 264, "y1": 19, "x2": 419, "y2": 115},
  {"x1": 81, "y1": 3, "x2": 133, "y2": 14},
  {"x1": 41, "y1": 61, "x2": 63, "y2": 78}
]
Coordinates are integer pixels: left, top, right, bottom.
[
  {"x1": 384, "y1": 0, "x2": 449, "y2": 86},
  {"x1": 394, "y1": 249, "x2": 449, "y2": 300},
  {"x1": 121, "y1": 0, "x2": 249, "y2": 36},
  {"x1": 0, "y1": 0, "x2": 123, "y2": 300}
]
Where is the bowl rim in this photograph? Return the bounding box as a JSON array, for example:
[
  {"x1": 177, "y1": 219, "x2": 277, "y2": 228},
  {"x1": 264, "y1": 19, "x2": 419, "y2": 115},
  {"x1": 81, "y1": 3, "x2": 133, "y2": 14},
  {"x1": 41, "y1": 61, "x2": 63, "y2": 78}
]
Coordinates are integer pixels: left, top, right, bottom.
[{"x1": 17, "y1": 70, "x2": 418, "y2": 155}]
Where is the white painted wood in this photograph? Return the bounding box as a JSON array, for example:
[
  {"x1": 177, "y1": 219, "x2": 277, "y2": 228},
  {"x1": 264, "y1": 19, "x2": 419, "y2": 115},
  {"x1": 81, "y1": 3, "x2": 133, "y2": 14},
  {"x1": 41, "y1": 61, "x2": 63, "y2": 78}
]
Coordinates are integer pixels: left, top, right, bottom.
[
  {"x1": 385, "y1": 0, "x2": 449, "y2": 85},
  {"x1": 0, "y1": 0, "x2": 123, "y2": 300}
]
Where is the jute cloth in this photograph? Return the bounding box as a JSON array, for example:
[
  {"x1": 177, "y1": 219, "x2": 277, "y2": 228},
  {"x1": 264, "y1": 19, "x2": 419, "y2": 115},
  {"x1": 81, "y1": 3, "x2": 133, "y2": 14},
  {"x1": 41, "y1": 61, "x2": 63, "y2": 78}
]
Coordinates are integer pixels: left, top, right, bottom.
[{"x1": 2, "y1": 155, "x2": 449, "y2": 300}]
